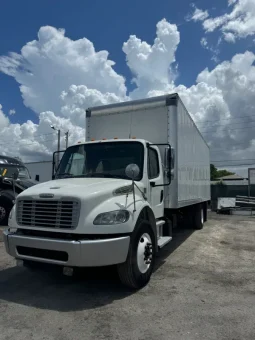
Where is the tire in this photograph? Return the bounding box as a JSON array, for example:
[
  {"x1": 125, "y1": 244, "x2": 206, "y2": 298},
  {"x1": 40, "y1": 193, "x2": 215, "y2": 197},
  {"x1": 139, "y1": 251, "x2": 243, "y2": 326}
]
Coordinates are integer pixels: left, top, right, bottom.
[
  {"x1": 193, "y1": 204, "x2": 204, "y2": 230},
  {"x1": 117, "y1": 221, "x2": 156, "y2": 289},
  {"x1": 203, "y1": 203, "x2": 208, "y2": 222},
  {"x1": 0, "y1": 199, "x2": 12, "y2": 226}
]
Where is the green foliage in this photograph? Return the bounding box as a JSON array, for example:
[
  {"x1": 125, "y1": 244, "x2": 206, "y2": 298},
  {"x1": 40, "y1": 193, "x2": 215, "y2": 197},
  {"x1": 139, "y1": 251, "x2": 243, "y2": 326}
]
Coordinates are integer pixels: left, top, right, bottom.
[
  {"x1": 210, "y1": 164, "x2": 218, "y2": 181},
  {"x1": 210, "y1": 164, "x2": 234, "y2": 181}
]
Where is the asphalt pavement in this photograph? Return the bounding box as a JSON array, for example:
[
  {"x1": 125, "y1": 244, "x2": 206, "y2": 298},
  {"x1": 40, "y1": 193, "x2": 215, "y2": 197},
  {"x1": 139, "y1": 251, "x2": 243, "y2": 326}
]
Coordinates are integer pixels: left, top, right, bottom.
[{"x1": 0, "y1": 213, "x2": 254, "y2": 340}]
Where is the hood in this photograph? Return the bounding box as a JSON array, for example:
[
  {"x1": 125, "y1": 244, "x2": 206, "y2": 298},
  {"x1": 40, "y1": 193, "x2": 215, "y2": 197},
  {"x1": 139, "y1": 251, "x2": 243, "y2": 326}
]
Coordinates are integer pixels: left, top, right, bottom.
[
  {"x1": 0, "y1": 177, "x2": 37, "y2": 190},
  {"x1": 16, "y1": 178, "x2": 37, "y2": 189},
  {"x1": 17, "y1": 177, "x2": 133, "y2": 200}
]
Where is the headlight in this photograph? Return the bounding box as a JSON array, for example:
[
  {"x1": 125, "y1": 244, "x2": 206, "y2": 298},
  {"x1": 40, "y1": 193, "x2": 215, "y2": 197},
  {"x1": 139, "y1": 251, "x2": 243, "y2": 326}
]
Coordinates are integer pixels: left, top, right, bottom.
[{"x1": 93, "y1": 210, "x2": 130, "y2": 225}]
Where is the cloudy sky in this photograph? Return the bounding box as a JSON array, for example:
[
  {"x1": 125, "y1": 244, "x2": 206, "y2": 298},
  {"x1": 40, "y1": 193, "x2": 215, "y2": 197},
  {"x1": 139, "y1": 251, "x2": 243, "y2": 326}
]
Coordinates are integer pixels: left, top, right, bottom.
[{"x1": 0, "y1": 0, "x2": 255, "y2": 175}]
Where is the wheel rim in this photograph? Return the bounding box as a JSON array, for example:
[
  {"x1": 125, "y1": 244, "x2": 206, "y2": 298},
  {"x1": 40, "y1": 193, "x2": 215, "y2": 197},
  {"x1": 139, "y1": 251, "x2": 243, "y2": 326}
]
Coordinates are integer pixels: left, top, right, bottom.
[
  {"x1": 137, "y1": 233, "x2": 153, "y2": 274},
  {"x1": 201, "y1": 209, "x2": 204, "y2": 225},
  {"x1": 0, "y1": 206, "x2": 6, "y2": 222}
]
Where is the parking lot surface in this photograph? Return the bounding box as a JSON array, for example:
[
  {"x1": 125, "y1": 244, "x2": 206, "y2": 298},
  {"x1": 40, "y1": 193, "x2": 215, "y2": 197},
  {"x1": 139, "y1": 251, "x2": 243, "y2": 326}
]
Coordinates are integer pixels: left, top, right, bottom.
[{"x1": 0, "y1": 213, "x2": 254, "y2": 340}]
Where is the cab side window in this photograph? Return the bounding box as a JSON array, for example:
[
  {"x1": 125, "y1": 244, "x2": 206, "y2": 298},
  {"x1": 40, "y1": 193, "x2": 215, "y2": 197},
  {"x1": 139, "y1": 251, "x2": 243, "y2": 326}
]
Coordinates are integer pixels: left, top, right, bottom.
[{"x1": 148, "y1": 148, "x2": 159, "y2": 179}]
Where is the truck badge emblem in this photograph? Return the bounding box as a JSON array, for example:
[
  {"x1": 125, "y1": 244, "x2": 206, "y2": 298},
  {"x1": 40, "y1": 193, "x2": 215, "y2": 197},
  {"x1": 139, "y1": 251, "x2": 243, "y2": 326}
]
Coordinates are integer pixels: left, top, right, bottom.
[{"x1": 39, "y1": 193, "x2": 54, "y2": 198}]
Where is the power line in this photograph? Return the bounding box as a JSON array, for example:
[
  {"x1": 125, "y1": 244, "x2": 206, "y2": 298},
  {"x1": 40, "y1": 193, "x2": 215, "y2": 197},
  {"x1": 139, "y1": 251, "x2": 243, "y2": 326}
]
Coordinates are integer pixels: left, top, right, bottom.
[
  {"x1": 0, "y1": 139, "x2": 54, "y2": 147},
  {"x1": 199, "y1": 120, "x2": 255, "y2": 131},
  {"x1": 201, "y1": 125, "x2": 255, "y2": 134},
  {"x1": 196, "y1": 113, "x2": 255, "y2": 125},
  {"x1": 0, "y1": 132, "x2": 55, "y2": 144},
  {"x1": 196, "y1": 118, "x2": 254, "y2": 126},
  {"x1": 212, "y1": 163, "x2": 255, "y2": 167},
  {"x1": 210, "y1": 141, "x2": 253, "y2": 150},
  {"x1": 32, "y1": 132, "x2": 55, "y2": 138},
  {"x1": 212, "y1": 158, "x2": 255, "y2": 163}
]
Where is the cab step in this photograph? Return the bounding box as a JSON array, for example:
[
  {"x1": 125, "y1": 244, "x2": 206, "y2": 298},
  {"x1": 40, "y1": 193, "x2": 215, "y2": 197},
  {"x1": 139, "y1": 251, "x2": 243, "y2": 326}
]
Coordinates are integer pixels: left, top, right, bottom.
[
  {"x1": 157, "y1": 236, "x2": 172, "y2": 248},
  {"x1": 156, "y1": 220, "x2": 165, "y2": 227},
  {"x1": 156, "y1": 220, "x2": 165, "y2": 238}
]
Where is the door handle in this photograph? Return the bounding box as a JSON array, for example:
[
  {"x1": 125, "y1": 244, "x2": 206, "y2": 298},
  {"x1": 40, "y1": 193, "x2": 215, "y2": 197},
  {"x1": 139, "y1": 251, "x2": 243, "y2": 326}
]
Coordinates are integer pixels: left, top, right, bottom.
[{"x1": 160, "y1": 190, "x2": 164, "y2": 203}]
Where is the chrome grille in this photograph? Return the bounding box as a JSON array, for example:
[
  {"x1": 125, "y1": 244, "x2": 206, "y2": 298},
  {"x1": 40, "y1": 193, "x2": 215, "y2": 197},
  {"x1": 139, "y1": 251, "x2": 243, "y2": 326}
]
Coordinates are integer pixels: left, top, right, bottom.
[{"x1": 16, "y1": 199, "x2": 80, "y2": 229}]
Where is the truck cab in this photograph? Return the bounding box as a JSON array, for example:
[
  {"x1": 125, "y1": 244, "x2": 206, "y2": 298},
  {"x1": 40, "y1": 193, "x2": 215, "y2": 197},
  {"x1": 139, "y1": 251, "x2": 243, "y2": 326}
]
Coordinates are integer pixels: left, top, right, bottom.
[
  {"x1": 0, "y1": 156, "x2": 36, "y2": 225},
  {"x1": 55, "y1": 139, "x2": 167, "y2": 219}
]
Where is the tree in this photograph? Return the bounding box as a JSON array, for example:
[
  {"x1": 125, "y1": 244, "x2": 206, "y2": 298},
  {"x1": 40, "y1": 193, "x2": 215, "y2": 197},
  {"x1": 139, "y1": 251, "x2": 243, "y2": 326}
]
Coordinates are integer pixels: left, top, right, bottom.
[
  {"x1": 210, "y1": 164, "x2": 234, "y2": 181},
  {"x1": 210, "y1": 164, "x2": 218, "y2": 181}
]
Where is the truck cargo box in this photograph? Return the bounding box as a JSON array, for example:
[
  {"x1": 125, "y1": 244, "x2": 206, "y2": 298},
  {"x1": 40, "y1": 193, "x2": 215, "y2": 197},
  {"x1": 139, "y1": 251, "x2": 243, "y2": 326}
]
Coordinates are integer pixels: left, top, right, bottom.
[{"x1": 86, "y1": 93, "x2": 210, "y2": 209}]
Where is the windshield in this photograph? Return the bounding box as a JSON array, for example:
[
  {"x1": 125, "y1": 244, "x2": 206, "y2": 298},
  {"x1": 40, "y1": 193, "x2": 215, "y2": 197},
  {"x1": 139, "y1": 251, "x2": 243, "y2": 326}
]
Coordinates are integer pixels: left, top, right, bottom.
[
  {"x1": 0, "y1": 165, "x2": 30, "y2": 179},
  {"x1": 56, "y1": 141, "x2": 144, "y2": 180}
]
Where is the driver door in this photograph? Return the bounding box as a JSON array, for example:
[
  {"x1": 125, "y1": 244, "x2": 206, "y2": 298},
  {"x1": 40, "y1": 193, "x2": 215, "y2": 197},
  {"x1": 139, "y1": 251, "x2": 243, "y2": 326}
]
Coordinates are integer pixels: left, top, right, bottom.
[{"x1": 147, "y1": 147, "x2": 164, "y2": 218}]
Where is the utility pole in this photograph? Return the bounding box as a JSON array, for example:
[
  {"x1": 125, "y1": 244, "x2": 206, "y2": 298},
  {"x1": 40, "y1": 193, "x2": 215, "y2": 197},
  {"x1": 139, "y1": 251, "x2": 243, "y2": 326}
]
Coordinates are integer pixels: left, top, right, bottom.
[
  {"x1": 64, "y1": 131, "x2": 69, "y2": 149},
  {"x1": 51, "y1": 125, "x2": 61, "y2": 167},
  {"x1": 57, "y1": 129, "x2": 61, "y2": 165}
]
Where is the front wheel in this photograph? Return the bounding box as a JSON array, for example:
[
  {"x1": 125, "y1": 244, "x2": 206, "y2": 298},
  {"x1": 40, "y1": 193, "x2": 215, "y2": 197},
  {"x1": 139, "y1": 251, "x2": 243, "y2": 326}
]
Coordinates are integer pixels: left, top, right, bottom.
[
  {"x1": 117, "y1": 222, "x2": 156, "y2": 289},
  {"x1": 0, "y1": 199, "x2": 11, "y2": 226}
]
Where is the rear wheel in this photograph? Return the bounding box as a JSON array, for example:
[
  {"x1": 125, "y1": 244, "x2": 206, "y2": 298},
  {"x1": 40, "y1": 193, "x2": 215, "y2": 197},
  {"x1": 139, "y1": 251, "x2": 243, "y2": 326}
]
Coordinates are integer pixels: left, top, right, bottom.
[
  {"x1": 117, "y1": 222, "x2": 155, "y2": 289},
  {"x1": 194, "y1": 204, "x2": 204, "y2": 230}
]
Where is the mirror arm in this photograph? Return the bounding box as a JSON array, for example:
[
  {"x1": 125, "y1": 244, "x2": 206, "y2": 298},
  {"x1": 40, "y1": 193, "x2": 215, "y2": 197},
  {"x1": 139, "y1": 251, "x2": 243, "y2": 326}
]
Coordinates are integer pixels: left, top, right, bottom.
[
  {"x1": 134, "y1": 182, "x2": 147, "y2": 200},
  {"x1": 132, "y1": 179, "x2": 136, "y2": 212}
]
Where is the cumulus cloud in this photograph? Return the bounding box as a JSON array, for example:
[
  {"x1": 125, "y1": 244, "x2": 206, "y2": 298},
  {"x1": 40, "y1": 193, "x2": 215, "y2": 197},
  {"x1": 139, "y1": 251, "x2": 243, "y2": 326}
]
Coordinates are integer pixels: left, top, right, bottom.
[
  {"x1": 203, "y1": 0, "x2": 255, "y2": 41},
  {"x1": 223, "y1": 32, "x2": 236, "y2": 42},
  {"x1": 0, "y1": 26, "x2": 127, "y2": 115},
  {"x1": 201, "y1": 37, "x2": 208, "y2": 48},
  {"x1": 0, "y1": 110, "x2": 84, "y2": 161},
  {"x1": 123, "y1": 19, "x2": 180, "y2": 98},
  {"x1": 125, "y1": 41, "x2": 255, "y2": 165},
  {"x1": 8, "y1": 109, "x2": 16, "y2": 116},
  {"x1": 0, "y1": 105, "x2": 10, "y2": 129},
  {"x1": 60, "y1": 85, "x2": 127, "y2": 126},
  {"x1": 194, "y1": 51, "x2": 255, "y2": 159},
  {"x1": 0, "y1": 19, "x2": 255, "y2": 173},
  {"x1": 0, "y1": 25, "x2": 128, "y2": 161},
  {"x1": 186, "y1": 5, "x2": 209, "y2": 22}
]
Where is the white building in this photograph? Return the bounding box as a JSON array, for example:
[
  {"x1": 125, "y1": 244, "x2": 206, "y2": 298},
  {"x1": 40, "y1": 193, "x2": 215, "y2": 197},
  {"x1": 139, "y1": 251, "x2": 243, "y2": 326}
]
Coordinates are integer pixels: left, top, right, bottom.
[{"x1": 25, "y1": 161, "x2": 52, "y2": 183}]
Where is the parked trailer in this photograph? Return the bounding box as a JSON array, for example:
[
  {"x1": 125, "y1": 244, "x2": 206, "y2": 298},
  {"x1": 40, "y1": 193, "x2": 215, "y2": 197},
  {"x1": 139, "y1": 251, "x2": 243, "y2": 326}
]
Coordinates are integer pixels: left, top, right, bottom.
[
  {"x1": 4, "y1": 93, "x2": 210, "y2": 288},
  {"x1": 25, "y1": 161, "x2": 52, "y2": 183},
  {"x1": 0, "y1": 156, "x2": 36, "y2": 225}
]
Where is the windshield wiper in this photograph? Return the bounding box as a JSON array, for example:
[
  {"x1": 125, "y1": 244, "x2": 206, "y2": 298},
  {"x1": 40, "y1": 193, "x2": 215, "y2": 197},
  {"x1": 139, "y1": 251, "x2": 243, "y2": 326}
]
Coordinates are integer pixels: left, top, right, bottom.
[{"x1": 83, "y1": 173, "x2": 126, "y2": 179}]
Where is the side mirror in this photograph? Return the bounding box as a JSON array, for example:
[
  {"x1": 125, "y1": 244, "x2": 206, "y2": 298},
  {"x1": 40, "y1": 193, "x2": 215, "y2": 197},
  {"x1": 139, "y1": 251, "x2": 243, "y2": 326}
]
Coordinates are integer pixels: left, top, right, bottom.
[
  {"x1": 52, "y1": 150, "x2": 65, "y2": 179},
  {"x1": 125, "y1": 164, "x2": 140, "y2": 180},
  {"x1": 165, "y1": 147, "x2": 175, "y2": 179},
  {"x1": 35, "y1": 175, "x2": 39, "y2": 182},
  {"x1": 169, "y1": 147, "x2": 175, "y2": 170}
]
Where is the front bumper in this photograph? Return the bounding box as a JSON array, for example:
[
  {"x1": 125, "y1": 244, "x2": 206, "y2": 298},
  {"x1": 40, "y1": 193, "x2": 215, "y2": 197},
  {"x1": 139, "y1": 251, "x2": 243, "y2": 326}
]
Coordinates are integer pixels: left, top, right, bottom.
[{"x1": 3, "y1": 230, "x2": 130, "y2": 267}]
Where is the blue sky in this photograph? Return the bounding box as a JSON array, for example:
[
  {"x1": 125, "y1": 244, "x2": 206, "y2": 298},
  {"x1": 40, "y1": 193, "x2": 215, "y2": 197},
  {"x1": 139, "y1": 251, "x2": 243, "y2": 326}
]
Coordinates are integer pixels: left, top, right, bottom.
[
  {"x1": 0, "y1": 0, "x2": 243, "y2": 124},
  {"x1": 0, "y1": 0, "x2": 255, "y2": 171}
]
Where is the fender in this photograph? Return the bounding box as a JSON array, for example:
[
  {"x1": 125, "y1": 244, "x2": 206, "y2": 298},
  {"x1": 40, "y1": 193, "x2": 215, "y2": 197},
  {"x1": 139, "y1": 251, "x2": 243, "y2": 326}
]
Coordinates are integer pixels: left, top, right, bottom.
[
  {"x1": 122, "y1": 193, "x2": 157, "y2": 241},
  {"x1": 131, "y1": 202, "x2": 157, "y2": 252},
  {"x1": 0, "y1": 190, "x2": 15, "y2": 204}
]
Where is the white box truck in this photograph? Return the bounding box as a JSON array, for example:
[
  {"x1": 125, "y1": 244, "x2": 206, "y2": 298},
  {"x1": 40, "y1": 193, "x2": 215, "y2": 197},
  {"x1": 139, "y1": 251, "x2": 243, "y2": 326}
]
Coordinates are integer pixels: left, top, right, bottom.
[{"x1": 4, "y1": 94, "x2": 210, "y2": 288}]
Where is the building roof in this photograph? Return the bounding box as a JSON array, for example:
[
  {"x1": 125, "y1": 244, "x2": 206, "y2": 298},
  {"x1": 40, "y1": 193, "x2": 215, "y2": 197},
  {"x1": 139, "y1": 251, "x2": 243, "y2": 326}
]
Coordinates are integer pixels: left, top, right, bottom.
[{"x1": 216, "y1": 174, "x2": 246, "y2": 181}]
